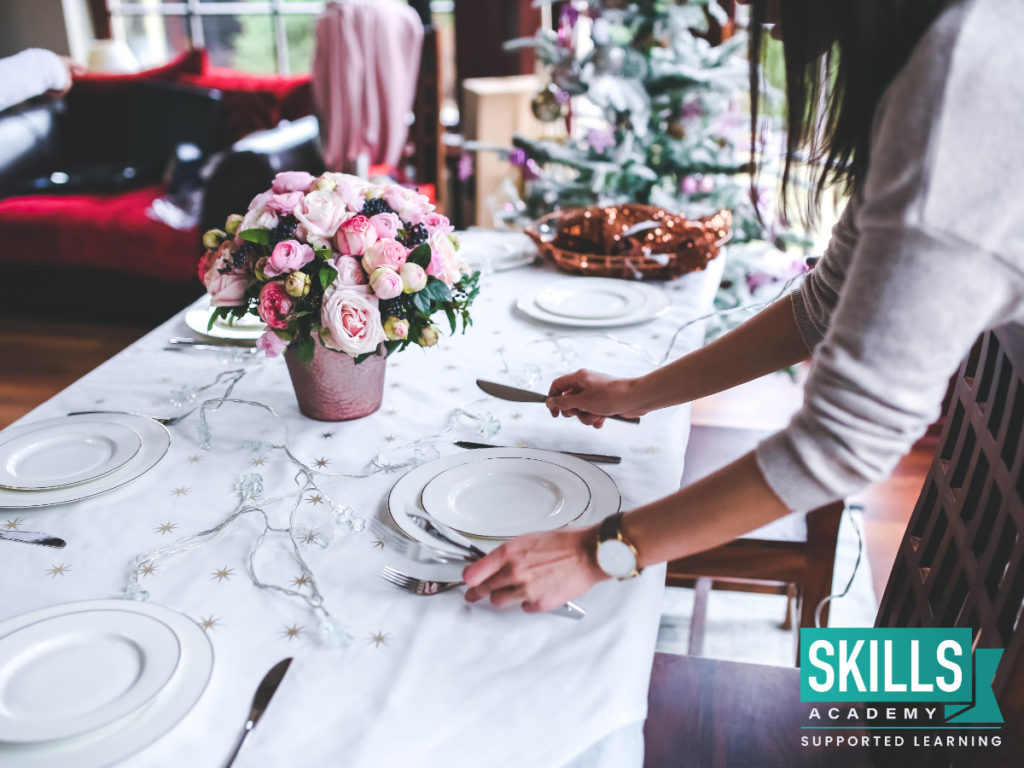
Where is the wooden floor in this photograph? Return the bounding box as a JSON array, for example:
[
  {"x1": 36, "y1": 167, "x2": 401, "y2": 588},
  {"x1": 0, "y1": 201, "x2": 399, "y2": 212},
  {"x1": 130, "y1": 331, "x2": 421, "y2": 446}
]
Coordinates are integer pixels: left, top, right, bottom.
[{"x1": 0, "y1": 318, "x2": 928, "y2": 602}]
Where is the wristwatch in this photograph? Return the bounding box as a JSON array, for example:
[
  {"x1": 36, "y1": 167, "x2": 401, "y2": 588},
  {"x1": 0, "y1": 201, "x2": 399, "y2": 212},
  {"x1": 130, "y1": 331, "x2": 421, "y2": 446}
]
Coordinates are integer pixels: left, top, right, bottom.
[{"x1": 595, "y1": 513, "x2": 642, "y2": 580}]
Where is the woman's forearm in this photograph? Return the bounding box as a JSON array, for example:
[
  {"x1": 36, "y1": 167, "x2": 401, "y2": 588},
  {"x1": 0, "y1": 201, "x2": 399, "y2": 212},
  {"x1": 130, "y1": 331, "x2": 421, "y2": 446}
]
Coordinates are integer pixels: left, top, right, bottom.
[
  {"x1": 629, "y1": 295, "x2": 810, "y2": 413},
  {"x1": 622, "y1": 452, "x2": 792, "y2": 567}
]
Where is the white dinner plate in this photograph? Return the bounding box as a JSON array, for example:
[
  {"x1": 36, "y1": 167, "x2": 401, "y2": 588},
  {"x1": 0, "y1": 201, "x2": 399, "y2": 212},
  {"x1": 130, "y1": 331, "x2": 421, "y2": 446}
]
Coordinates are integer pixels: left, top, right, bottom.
[
  {"x1": 0, "y1": 414, "x2": 171, "y2": 510},
  {"x1": 0, "y1": 600, "x2": 213, "y2": 768},
  {"x1": 0, "y1": 422, "x2": 142, "y2": 491},
  {"x1": 420, "y1": 456, "x2": 591, "y2": 539},
  {"x1": 515, "y1": 278, "x2": 670, "y2": 328},
  {"x1": 185, "y1": 305, "x2": 265, "y2": 341},
  {"x1": 456, "y1": 230, "x2": 538, "y2": 272},
  {"x1": 0, "y1": 610, "x2": 180, "y2": 743},
  {"x1": 533, "y1": 281, "x2": 648, "y2": 320},
  {"x1": 387, "y1": 448, "x2": 621, "y2": 554}
]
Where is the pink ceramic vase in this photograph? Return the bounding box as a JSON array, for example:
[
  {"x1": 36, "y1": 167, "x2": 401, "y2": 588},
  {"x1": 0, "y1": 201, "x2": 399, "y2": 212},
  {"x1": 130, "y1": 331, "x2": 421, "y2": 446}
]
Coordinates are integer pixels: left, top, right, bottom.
[{"x1": 284, "y1": 342, "x2": 387, "y2": 421}]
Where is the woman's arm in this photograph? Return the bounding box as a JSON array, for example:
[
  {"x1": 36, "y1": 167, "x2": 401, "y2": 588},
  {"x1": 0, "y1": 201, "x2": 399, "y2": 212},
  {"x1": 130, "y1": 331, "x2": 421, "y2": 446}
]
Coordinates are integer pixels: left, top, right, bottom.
[{"x1": 0, "y1": 49, "x2": 73, "y2": 113}]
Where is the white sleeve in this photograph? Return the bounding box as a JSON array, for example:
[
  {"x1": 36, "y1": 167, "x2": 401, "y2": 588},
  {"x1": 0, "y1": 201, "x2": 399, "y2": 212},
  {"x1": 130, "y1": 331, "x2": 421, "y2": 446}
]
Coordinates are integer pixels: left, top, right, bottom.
[{"x1": 0, "y1": 49, "x2": 70, "y2": 114}]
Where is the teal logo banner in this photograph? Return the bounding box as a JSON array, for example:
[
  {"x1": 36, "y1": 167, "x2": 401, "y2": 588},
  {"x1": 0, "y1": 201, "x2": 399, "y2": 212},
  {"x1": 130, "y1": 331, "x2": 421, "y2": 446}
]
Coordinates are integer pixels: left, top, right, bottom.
[{"x1": 800, "y1": 629, "x2": 1002, "y2": 723}]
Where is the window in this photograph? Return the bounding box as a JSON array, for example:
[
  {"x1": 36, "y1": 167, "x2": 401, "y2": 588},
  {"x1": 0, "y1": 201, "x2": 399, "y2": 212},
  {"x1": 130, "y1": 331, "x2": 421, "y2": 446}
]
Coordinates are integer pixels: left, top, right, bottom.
[{"x1": 108, "y1": 1, "x2": 327, "y2": 75}]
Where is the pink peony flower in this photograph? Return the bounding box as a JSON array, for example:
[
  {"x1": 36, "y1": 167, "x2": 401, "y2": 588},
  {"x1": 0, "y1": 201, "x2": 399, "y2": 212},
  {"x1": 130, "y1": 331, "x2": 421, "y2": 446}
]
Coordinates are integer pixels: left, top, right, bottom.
[
  {"x1": 383, "y1": 185, "x2": 434, "y2": 225},
  {"x1": 335, "y1": 215, "x2": 378, "y2": 256},
  {"x1": 369, "y1": 212, "x2": 402, "y2": 240},
  {"x1": 265, "y1": 240, "x2": 314, "y2": 278},
  {"x1": 329, "y1": 255, "x2": 369, "y2": 288},
  {"x1": 272, "y1": 171, "x2": 316, "y2": 194},
  {"x1": 239, "y1": 206, "x2": 278, "y2": 233},
  {"x1": 258, "y1": 282, "x2": 293, "y2": 329},
  {"x1": 248, "y1": 190, "x2": 274, "y2": 211},
  {"x1": 399, "y1": 262, "x2": 427, "y2": 293},
  {"x1": 362, "y1": 238, "x2": 408, "y2": 274},
  {"x1": 203, "y1": 243, "x2": 248, "y2": 306},
  {"x1": 267, "y1": 191, "x2": 305, "y2": 214},
  {"x1": 369, "y1": 267, "x2": 404, "y2": 300},
  {"x1": 294, "y1": 189, "x2": 351, "y2": 239},
  {"x1": 323, "y1": 173, "x2": 371, "y2": 212},
  {"x1": 256, "y1": 330, "x2": 289, "y2": 357},
  {"x1": 320, "y1": 285, "x2": 386, "y2": 356},
  {"x1": 422, "y1": 212, "x2": 453, "y2": 235},
  {"x1": 426, "y1": 231, "x2": 464, "y2": 287}
]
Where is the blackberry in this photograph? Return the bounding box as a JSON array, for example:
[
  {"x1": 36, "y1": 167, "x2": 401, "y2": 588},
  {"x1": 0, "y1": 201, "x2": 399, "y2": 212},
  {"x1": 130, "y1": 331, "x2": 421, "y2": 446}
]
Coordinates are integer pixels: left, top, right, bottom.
[
  {"x1": 401, "y1": 223, "x2": 429, "y2": 248},
  {"x1": 379, "y1": 295, "x2": 414, "y2": 320},
  {"x1": 361, "y1": 197, "x2": 394, "y2": 217},
  {"x1": 236, "y1": 242, "x2": 260, "y2": 270},
  {"x1": 270, "y1": 214, "x2": 299, "y2": 244}
]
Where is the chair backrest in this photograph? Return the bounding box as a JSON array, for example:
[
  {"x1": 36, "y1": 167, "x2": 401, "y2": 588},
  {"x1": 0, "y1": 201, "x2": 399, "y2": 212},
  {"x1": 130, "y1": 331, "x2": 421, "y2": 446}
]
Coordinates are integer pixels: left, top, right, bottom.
[{"x1": 876, "y1": 325, "x2": 1024, "y2": 762}]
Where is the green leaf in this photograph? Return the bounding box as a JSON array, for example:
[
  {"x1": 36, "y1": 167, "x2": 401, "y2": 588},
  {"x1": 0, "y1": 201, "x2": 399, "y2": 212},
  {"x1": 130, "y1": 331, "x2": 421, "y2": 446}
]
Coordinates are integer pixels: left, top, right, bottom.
[
  {"x1": 319, "y1": 264, "x2": 338, "y2": 291},
  {"x1": 425, "y1": 277, "x2": 452, "y2": 303},
  {"x1": 408, "y1": 243, "x2": 432, "y2": 269},
  {"x1": 353, "y1": 352, "x2": 373, "y2": 365},
  {"x1": 315, "y1": 245, "x2": 333, "y2": 262},
  {"x1": 239, "y1": 229, "x2": 270, "y2": 246},
  {"x1": 206, "y1": 307, "x2": 231, "y2": 331},
  {"x1": 444, "y1": 306, "x2": 457, "y2": 333},
  {"x1": 384, "y1": 340, "x2": 405, "y2": 357},
  {"x1": 295, "y1": 334, "x2": 315, "y2": 364},
  {"x1": 412, "y1": 291, "x2": 431, "y2": 314}
]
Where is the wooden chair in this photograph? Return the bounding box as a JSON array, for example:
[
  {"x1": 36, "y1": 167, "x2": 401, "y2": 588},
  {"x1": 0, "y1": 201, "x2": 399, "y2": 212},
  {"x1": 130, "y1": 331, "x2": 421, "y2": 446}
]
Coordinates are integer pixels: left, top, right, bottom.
[
  {"x1": 664, "y1": 424, "x2": 845, "y2": 662},
  {"x1": 644, "y1": 326, "x2": 1024, "y2": 767}
]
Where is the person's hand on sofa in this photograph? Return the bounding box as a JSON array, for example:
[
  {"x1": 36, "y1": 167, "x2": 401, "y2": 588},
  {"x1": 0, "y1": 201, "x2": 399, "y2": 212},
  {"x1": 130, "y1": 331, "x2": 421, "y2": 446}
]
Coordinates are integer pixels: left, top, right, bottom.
[{"x1": 0, "y1": 49, "x2": 78, "y2": 112}]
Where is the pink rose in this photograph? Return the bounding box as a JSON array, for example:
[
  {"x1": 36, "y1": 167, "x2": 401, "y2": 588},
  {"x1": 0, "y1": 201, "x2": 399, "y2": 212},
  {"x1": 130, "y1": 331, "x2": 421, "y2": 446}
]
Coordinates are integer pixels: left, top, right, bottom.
[
  {"x1": 428, "y1": 231, "x2": 464, "y2": 286},
  {"x1": 369, "y1": 267, "x2": 404, "y2": 300},
  {"x1": 239, "y1": 207, "x2": 278, "y2": 234},
  {"x1": 258, "y1": 282, "x2": 293, "y2": 329},
  {"x1": 362, "y1": 238, "x2": 408, "y2": 274},
  {"x1": 267, "y1": 191, "x2": 304, "y2": 214},
  {"x1": 320, "y1": 285, "x2": 386, "y2": 356},
  {"x1": 323, "y1": 173, "x2": 371, "y2": 212},
  {"x1": 265, "y1": 240, "x2": 314, "y2": 278},
  {"x1": 248, "y1": 190, "x2": 274, "y2": 211},
  {"x1": 383, "y1": 185, "x2": 434, "y2": 225},
  {"x1": 369, "y1": 212, "x2": 401, "y2": 240},
  {"x1": 399, "y1": 262, "x2": 427, "y2": 293},
  {"x1": 204, "y1": 256, "x2": 248, "y2": 307},
  {"x1": 329, "y1": 255, "x2": 369, "y2": 288},
  {"x1": 256, "y1": 330, "x2": 289, "y2": 357},
  {"x1": 272, "y1": 171, "x2": 316, "y2": 194},
  {"x1": 294, "y1": 189, "x2": 351, "y2": 239},
  {"x1": 336, "y1": 215, "x2": 379, "y2": 256},
  {"x1": 423, "y1": 212, "x2": 453, "y2": 235}
]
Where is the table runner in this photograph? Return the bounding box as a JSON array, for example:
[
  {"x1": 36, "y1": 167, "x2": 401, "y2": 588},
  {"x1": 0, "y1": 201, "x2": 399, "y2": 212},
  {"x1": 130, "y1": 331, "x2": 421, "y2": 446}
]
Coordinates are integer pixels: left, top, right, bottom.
[{"x1": 0, "y1": 255, "x2": 722, "y2": 767}]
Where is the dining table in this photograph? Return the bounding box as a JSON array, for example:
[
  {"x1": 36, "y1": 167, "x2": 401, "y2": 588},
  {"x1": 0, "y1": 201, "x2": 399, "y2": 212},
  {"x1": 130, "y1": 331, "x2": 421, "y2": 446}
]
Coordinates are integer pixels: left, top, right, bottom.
[{"x1": 0, "y1": 247, "x2": 724, "y2": 768}]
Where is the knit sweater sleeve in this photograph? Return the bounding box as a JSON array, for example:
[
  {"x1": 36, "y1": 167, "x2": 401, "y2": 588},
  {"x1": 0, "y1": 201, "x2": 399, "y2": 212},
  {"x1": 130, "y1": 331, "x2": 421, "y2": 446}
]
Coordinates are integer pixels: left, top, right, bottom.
[{"x1": 0, "y1": 49, "x2": 69, "y2": 114}]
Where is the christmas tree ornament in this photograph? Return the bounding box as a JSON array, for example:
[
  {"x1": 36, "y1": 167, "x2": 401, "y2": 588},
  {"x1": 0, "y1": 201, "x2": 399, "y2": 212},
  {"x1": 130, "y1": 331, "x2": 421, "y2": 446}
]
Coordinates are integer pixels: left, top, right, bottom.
[
  {"x1": 531, "y1": 85, "x2": 567, "y2": 122},
  {"x1": 551, "y1": 57, "x2": 588, "y2": 96}
]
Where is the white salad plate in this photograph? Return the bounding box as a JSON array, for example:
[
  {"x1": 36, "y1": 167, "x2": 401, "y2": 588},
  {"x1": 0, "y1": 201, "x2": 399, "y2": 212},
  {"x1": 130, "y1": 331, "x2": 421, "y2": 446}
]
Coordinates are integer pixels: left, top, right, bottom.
[
  {"x1": 456, "y1": 229, "x2": 539, "y2": 272},
  {"x1": 0, "y1": 414, "x2": 171, "y2": 510},
  {"x1": 185, "y1": 305, "x2": 265, "y2": 341},
  {"x1": 0, "y1": 421, "x2": 142, "y2": 491},
  {"x1": 0, "y1": 609, "x2": 181, "y2": 743},
  {"x1": 420, "y1": 456, "x2": 591, "y2": 539},
  {"x1": 515, "y1": 278, "x2": 670, "y2": 328},
  {"x1": 0, "y1": 600, "x2": 213, "y2": 768},
  {"x1": 388, "y1": 448, "x2": 621, "y2": 554},
  {"x1": 533, "y1": 281, "x2": 648, "y2": 320}
]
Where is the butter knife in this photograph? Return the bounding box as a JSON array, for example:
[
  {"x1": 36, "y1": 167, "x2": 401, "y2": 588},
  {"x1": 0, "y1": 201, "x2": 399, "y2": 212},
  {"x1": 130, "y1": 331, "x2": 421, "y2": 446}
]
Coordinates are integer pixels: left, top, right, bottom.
[
  {"x1": 0, "y1": 530, "x2": 66, "y2": 548},
  {"x1": 224, "y1": 657, "x2": 293, "y2": 768},
  {"x1": 455, "y1": 440, "x2": 622, "y2": 465},
  {"x1": 475, "y1": 379, "x2": 641, "y2": 424}
]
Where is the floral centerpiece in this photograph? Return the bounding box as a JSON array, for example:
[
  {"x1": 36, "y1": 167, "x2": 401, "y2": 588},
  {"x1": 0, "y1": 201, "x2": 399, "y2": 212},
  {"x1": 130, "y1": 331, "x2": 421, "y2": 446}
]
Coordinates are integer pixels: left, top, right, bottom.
[{"x1": 198, "y1": 171, "x2": 479, "y2": 419}]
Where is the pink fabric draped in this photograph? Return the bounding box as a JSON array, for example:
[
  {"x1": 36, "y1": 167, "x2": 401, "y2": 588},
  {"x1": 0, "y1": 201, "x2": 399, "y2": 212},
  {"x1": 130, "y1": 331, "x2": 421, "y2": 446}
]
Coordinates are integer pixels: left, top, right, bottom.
[{"x1": 313, "y1": 0, "x2": 424, "y2": 172}]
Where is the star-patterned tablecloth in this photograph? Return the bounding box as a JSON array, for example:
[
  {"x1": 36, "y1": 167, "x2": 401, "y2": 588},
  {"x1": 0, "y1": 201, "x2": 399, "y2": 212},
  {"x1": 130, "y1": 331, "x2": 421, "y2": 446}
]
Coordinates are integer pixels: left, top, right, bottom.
[{"x1": 0, "y1": 254, "x2": 723, "y2": 768}]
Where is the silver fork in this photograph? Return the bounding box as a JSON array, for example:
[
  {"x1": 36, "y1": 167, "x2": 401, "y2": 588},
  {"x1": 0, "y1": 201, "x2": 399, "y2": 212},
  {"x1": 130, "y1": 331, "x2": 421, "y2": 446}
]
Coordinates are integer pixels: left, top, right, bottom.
[
  {"x1": 67, "y1": 407, "x2": 197, "y2": 426},
  {"x1": 380, "y1": 566, "x2": 586, "y2": 619}
]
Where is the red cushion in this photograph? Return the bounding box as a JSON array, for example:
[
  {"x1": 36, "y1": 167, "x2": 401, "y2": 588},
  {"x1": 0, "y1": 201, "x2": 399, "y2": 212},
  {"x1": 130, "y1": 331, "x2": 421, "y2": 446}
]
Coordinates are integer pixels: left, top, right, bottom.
[
  {"x1": 0, "y1": 188, "x2": 198, "y2": 283},
  {"x1": 179, "y1": 69, "x2": 313, "y2": 146},
  {"x1": 64, "y1": 50, "x2": 209, "y2": 167}
]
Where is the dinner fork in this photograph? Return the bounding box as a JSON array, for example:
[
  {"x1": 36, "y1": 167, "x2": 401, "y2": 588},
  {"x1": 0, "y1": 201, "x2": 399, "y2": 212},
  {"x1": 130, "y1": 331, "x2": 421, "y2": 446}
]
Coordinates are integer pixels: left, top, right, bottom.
[
  {"x1": 67, "y1": 407, "x2": 197, "y2": 427},
  {"x1": 380, "y1": 566, "x2": 586, "y2": 619}
]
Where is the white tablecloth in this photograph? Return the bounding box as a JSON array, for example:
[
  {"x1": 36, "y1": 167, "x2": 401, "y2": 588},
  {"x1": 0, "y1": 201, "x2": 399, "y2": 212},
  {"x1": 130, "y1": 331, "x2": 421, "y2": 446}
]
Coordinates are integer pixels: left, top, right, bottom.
[{"x1": 0, "y1": 255, "x2": 722, "y2": 768}]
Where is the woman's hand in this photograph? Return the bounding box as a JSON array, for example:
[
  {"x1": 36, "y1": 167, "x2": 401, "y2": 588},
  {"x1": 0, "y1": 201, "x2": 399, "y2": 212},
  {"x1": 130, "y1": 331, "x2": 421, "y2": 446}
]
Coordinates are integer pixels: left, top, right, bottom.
[
  {"x1": 462, "y1": 526, "x2": 608, "y2": 613},
  {"x1": 546, "y1": 370, "x2": 647, "y2": 428}
]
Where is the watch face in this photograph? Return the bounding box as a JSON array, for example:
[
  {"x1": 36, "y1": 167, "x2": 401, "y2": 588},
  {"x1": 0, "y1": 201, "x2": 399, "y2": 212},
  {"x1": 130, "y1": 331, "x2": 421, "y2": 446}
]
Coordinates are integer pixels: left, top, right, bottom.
[{"x1": 597, "y1": 539, "x2": 637, "y2": 579}]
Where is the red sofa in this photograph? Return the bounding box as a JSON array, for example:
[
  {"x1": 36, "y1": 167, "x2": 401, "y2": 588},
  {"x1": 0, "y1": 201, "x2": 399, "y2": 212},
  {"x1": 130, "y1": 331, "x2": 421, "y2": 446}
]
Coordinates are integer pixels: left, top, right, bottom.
[{"x1": 0, "y1": 49, "x2": 314, "y2": 320}]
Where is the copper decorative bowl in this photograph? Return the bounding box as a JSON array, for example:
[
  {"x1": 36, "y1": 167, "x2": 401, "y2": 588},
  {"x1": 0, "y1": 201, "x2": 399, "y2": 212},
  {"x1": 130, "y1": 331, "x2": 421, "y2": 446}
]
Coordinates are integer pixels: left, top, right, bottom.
[{"x1": 525, "y1": 204, "x2": 731, "y2": 281}]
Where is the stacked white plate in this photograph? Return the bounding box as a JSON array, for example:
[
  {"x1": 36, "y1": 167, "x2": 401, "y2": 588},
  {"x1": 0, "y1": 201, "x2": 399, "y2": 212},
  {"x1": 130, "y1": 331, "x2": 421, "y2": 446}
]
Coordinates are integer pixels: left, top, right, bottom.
[
  {"x1": 388, "y1": 448, "x2": 621, "y2": 552},
  {"x1": 0, "y1": 599, "x2": 213, "y2": 767},
  {"x1": 0, "y1": 414, "x2": 170, "y2": 510},
  {"x1": 185, "y1": 304, "x2": 265, "y2": 342},
  {"x1": 456, "y1": 229, "x2": 539, "y2": 273},
  {"x1": 516, "y1": 277, "x2": 670, "y2": 328}
]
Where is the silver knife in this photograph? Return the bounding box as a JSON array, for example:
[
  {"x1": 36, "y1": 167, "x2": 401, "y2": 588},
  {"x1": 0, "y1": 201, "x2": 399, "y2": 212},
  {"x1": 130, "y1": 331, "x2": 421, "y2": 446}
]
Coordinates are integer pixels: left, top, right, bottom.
[
  {"x1": 223, "y1": 658, "x2": 293, "y2": 768},
  {"x1": 0, "y1": 530, "x2": 66, "y2": 548},
  {"x1": 475, "y1": 379, "x2": 641, "y2": 424},
  {"x1": 406, "y1": 511, "x2": 586, "y2": 620},
  {"x1": 168, "y1": 337, "x2": 253, "y2": 347},
  {"x1": 455, "y1": 440, "x2": 622, "y2": 465}
]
